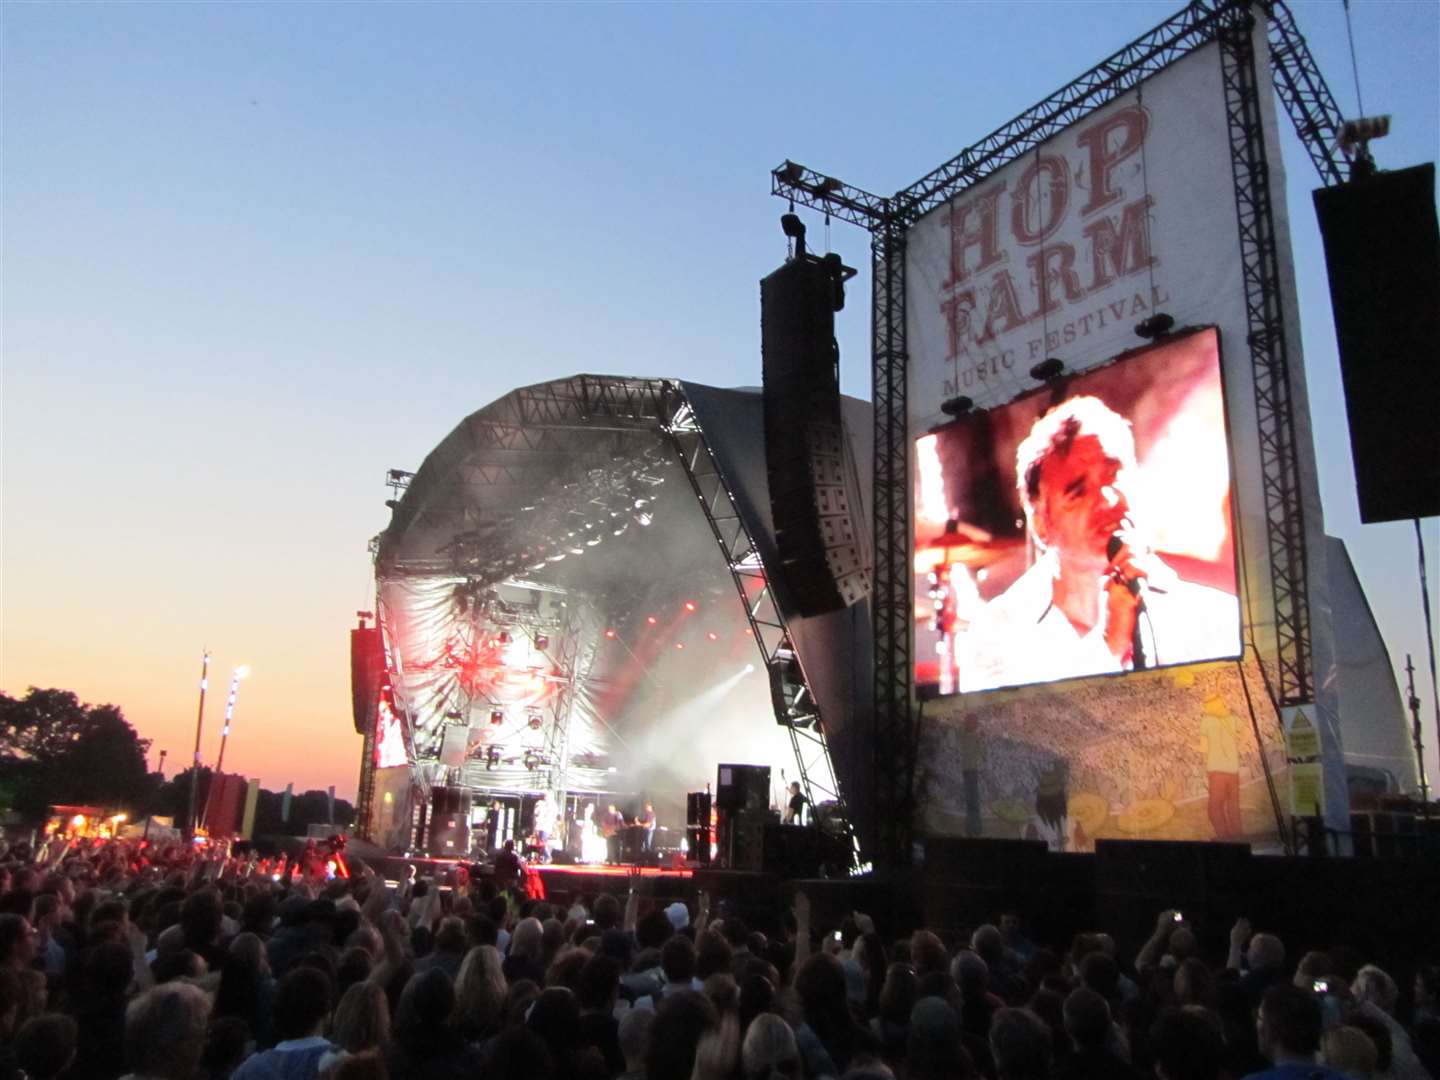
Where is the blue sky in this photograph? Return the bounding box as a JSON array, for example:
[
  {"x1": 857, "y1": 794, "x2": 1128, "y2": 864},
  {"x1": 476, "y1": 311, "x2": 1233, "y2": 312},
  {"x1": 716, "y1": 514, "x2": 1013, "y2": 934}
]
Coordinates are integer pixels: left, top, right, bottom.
[{"x1": 3, "y1": 1, "x2": 1436, "y2": 795}]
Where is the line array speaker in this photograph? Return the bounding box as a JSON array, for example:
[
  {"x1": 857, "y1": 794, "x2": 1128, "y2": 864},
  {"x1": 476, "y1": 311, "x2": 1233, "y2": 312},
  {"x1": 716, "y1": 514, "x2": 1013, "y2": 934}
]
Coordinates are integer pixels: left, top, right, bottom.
[
  {"x1": 1313, "y1": 164, "x2": 1440, "y2": 524},
  {"x1": 761, "y1": 228, "x2": 870, "y2": 615}
]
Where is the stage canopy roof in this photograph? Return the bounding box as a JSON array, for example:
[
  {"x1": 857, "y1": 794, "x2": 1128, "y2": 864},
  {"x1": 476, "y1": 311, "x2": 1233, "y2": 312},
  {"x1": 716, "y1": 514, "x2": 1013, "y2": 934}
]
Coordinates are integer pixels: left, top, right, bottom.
[{"x1": 374, "y1": 376, "x2": 873, "y2": 825}]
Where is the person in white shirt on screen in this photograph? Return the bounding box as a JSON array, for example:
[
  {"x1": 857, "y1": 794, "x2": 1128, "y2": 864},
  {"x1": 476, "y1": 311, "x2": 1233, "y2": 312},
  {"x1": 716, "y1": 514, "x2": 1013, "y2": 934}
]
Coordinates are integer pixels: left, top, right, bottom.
[{"x1": 957, "y1": 395, "x2": 1239, "y2": 692}]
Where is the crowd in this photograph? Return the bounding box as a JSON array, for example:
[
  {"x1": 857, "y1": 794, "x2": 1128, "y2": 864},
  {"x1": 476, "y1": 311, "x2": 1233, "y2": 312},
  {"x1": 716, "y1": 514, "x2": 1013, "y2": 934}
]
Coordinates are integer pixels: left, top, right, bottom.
[{"x1": 0, "y1": 835, "x2": 1436, "y2": 1080}]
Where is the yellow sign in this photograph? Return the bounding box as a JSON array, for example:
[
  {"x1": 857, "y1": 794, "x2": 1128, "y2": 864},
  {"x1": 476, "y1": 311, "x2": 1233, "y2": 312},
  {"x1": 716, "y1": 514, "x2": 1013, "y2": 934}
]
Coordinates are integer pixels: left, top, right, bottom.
[
  {"x1": 1291, "y1": 762, "x2": 1324, "y2": 816},
  {"x1": 1286, "y1": 708, "x2": 1321, "y2": 760}
]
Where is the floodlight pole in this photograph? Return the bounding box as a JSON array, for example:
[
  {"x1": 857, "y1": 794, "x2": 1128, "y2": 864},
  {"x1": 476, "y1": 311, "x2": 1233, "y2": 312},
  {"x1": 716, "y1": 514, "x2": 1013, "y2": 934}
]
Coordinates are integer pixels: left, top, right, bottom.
[
  {"x1": 1406, "y1": 655, "x2": 1430, "y2": 812},
  {"x1": 186, "y1": 650, "x2": 211, "y2": 838},
  {"x1": 214, "y1": 668, "x2": 248, "y2": 776}
]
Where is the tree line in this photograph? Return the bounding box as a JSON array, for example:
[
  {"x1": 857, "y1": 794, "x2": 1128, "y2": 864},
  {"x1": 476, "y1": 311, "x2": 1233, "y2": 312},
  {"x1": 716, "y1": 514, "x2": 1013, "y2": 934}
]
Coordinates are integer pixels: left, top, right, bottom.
[{"x1": 0, "y1": 687, "x2": 354, "y2": 835}]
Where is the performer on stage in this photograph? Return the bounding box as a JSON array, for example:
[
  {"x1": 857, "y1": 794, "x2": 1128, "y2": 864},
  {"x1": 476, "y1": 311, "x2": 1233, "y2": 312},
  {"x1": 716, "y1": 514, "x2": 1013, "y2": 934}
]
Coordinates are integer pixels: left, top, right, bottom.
[
  {"x1": 638, "y1": 801, "x2": 657, "y2": 853},
  {"x1": 579, "y1": 803, "x2": 608, "y2": 864},
  {"x1": 783, "y1": 781, "x2": 808, "y2": 826},
  {"x1": 531, "y1": 794, "x2": 555, "y2": 863},
  {"x1": 601, "y1": 803, "x2": 625, "y2": 864}
]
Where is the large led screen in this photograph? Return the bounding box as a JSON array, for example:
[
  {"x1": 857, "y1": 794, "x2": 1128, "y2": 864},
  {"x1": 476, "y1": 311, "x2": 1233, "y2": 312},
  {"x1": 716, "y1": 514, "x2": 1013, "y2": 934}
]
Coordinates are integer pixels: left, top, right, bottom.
[{"x1": 914, "y1": 327, "x2": 1240, "y2": 696}]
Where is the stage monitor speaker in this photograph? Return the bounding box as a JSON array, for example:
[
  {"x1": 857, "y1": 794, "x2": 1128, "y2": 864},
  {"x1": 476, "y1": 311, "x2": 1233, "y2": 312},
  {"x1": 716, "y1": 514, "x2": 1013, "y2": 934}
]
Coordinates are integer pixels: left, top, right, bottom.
[
  {"x1": 686, "y1": 827, "x2": 711, "y2": 865},
  {"x1": 350, "y1": 625, "x2": 385, "y2": 735},
  {"x1": 428, "y1": 786, "x2": 472, "y2": 854},
  {"x1": 1313, "y1": 164, "x2": 1440, "y2": 524},
  {"x1": 761, "y1": 242, "x2": 870, "y2": 615},
  {"x1": 687, "y1": 791, "x2": 712, "y2": 827},
  {"x1": 716, "y1": 764, "x2": 770, "y2": 813}
]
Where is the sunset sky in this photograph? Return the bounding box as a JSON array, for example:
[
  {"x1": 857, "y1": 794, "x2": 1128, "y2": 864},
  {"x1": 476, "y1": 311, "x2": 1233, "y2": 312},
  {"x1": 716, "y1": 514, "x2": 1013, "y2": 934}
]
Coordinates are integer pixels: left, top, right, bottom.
[{"x1": 4, "y1": 2, "x2": 1436, "y2": 799}]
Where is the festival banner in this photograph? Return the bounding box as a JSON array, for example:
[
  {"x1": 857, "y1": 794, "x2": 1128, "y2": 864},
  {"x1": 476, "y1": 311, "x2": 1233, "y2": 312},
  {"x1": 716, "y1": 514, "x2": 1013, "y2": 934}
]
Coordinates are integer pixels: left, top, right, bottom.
[{"x1": 905, "y1": 41, "x2": 1245, "y2": 429}]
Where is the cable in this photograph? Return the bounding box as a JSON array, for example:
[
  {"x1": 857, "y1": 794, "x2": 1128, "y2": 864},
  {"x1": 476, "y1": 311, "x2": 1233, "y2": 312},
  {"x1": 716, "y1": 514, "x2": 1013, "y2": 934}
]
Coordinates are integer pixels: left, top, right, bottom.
[
  {"x1": 1342, "y1": 0, "x2": 1365, "y2": 118},
  {"x1": 1416, "y1": 519, "x2": 1439, "y2": 795},
  {"x1": 1231, "y1": 479, "x2": 1295, "y2": 853}
]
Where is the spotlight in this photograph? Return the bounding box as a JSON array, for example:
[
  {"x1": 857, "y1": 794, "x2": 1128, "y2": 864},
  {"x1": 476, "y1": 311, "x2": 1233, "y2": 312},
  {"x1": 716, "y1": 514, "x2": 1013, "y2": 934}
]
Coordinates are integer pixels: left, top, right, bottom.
[
  {"x1": 490, "y1": 710, "x2": 504, "y2": 726},
  {"x1": 646, "y1": 615, "x2": 658, "y2": 625},
  {"x1": 535, "y1": 634, "x2": 549, "y2": 650},
  {"x1": 1134, "y1": 312, "x2": 1175, "y2": 340},
  {"x1": 527, "y1": 714, "x2": 543, "y2": 730},
  {"x1": 939, "y1": 395, "x2": 973, "y2": 418},
  {"x1": 706, "y1": 632, "x2": 718, "y2": 641},
  {"x1": 1029, "y1": 358, "x2": 1066, "y2": 382},
  {"x1": 744, "y1": 663, "x2": 756, "y2": 674},
  {"x1": 604, "y1": 629, "x2": 617, "y2": 639},
  {"x1": 674, "y1": 642, "x2": 685, "y2": 650},
  {"x1": 683, "y1": 601, "x2": 697, "y2": 613}
]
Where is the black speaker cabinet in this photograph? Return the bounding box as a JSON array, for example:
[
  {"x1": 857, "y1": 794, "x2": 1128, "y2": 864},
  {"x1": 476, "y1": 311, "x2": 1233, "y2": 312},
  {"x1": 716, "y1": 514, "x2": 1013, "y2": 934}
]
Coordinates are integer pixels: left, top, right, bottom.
[
  {"x1": 761, "y1": 245, "x2": 870, "y2": 614},
  {"x1": 1314, "y1": 164, "x2": 1440, "y2": 524},
  {"x1": 428, "y1": 786, "x2": 472, "y2": 855},
  {"x1": 715, "y1": 764, "x2": 770, "y2": 812}
]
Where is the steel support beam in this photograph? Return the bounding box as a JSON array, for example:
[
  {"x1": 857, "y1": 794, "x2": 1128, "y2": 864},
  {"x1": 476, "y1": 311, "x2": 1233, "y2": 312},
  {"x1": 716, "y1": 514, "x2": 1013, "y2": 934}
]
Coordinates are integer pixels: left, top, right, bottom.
[{"x1": 1220, "y1": 8, "x2": 1314, "y2": 706}]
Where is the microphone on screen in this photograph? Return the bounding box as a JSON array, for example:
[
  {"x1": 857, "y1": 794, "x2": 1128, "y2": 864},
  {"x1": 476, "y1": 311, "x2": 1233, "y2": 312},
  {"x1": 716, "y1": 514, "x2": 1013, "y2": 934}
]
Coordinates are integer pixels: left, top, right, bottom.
[{"x1": 1106, "y1": 532, "x2": 1148, "y2": 599}]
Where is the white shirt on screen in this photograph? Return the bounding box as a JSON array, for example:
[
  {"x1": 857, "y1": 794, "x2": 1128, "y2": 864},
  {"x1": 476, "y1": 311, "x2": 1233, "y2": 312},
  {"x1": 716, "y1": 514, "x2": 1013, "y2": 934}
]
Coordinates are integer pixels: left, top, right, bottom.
[{"x1": 956, "y1": 551, "x2": 1241, "y2": 693}]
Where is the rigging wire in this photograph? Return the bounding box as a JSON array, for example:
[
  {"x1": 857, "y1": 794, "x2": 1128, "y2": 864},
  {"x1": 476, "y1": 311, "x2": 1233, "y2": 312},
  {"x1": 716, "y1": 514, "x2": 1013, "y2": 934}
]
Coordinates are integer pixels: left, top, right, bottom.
[{"x1": 1342, "y1": 0, "x2": 1365, "y2": 117}]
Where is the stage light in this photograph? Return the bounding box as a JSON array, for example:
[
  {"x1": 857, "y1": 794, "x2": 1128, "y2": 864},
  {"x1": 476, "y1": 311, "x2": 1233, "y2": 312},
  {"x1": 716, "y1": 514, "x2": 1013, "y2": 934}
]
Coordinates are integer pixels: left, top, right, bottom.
[
  {"x1": 707, "y1": 632, "x2": 718, "y2": 641},
  {"x1": 940, "y1": 395, "x2": 973, "y2": 418},
  {"x1": 604, "y1": 629, "x2": 616, "y2": 639},
  {"x1": 745, "y1": 664, "x2": 756, "y2": 673},
  {"x1": 535, "y1": 634, "x2": 549, "y2": 650},
  {"x1": 646, "y1": 615, "x2": 658, "y2": 625},
  {"x1": 1029, "y1": 358, "x2": 1066, "y2": 382},
  {"x1": 744, "y1": 628, "x2": 754, "y2": 636},
  {"x1": 527, "y1": 714, "x2": 543, "y2": 730},
  {"x1": 1134, "y1": 313, "x2": 1175, "y2": 339},
  {"x1": 683, "y1": 601, "x2": 697, "y2": 612},
  {"x1": 675, "y1": 642, "x2": 685, "y2": 650},
  {"x1": 490, "y1": 710, "x2": 504, "y2": 726}
]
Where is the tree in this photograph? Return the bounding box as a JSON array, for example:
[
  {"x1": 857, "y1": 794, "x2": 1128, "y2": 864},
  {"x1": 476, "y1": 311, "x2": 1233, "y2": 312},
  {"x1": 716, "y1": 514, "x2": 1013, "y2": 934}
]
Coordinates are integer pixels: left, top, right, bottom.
[{"x1": 0, "y1": 688, "x2": 155, "y2": 820}]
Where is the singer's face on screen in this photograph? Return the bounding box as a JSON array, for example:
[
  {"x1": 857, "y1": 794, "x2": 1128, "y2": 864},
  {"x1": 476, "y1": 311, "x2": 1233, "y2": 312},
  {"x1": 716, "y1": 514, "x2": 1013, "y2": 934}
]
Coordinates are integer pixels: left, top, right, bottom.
[{"x1": 1030, "y1": 433, "x2": 1131, "y2": 567}]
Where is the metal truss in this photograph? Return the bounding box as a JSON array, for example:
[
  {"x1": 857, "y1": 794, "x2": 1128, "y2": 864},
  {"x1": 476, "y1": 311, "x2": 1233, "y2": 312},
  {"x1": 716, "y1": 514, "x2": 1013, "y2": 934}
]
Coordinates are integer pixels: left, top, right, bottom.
[
  {"x1": 770, "y1": 0, "x2": 1345, "y2": 862},
  {"x1": 354, "y1": 722, "x2": 377, "y2": 840},
  {"x1": 662, "y1": 384, "x2": 855, "y2": 860},
  {"x1": 869, "y1": 221, "x2": 916, "y2": 865},
  {"x1": 771, "y1": 161, "x2": 890, "y2": 230},
  {"x1": 540, "y1": 601, "x2": 593, "y2": 819},
  {"x1": 1219, "y1": 8, "x2": 1313, "y2": 705},
  {"x1": 1263, "y1": 1, "x2": 1350, "y2": 186}
]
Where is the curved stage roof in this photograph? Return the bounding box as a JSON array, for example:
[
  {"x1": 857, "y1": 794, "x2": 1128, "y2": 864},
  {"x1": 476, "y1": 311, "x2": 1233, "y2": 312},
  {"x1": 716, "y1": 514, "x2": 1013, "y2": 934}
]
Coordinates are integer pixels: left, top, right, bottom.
[{"x1": 375, "y1": 376, "x2": 873, "y2": 832}]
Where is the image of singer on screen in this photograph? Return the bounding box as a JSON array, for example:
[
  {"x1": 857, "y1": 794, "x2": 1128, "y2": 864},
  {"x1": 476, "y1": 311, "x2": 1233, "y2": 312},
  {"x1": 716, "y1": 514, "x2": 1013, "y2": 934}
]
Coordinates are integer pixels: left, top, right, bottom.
[{"x1": 957, "y1": 395, "x2": 1240, "y2": 693}]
